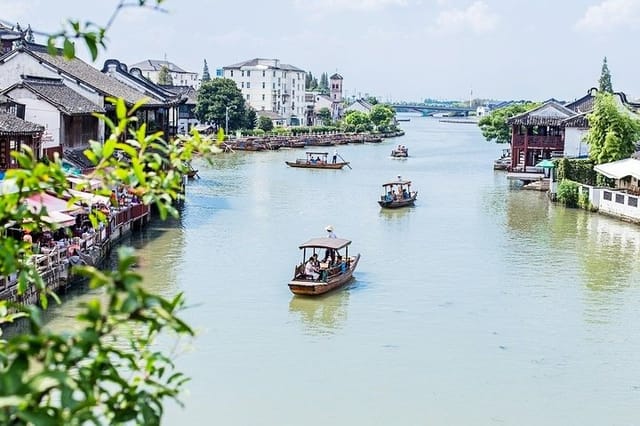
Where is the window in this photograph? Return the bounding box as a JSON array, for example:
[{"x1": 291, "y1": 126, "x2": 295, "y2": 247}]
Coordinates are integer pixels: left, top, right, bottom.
[
  {"x1": 603, "y1": 191, "x2": 612, "y2": 201},
  {"x1": 247, "y1": 82, "x2": 250, "y2": 88},
  {"x1": 246, "y1": 70, "x2": 250, "y2": 77},
  {"x1": 241, "y1": 82, "x2": 244, "y2": 88},
  {"x1": 262, "y1": 94, "x2": 265, "y2": 101},
  {"x1": 262, "y1": 70, "x2": 265, "y2": 77},
  {"x1": 262, "y1": 82, "x2": 265, "y2": 89},
  {"x1": 273, "y1": 71, "x2": 276, "y2": 77},
  {"x1": 272, "y1": 82, "x2": 276, "y2": 89},
  {"x1": 241, "y1": 70, "x2": 244, "y2": 77},
  {"x1": 616, "y1": 194, "x2": 624, "y2": 204},
  {"x1": 629, "y1": 197, "x2": 638, "y2": 207},
  {"x1": 246, "y1": 94, "x2": 250, "y2": 100},
  {"x1": 230, "y1": 70, "x2": 234, "y2": 77}
]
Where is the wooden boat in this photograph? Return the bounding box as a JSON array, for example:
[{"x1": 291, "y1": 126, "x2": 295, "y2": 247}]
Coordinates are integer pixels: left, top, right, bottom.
[
  {"x1": 289, "y1": 237, "x2": 361, "y2": 296},
  {"x1": 493, "y1": 148, "x2": 511, "y2": 171},
  {"x1": 285, "y1": 151, "x2": 350, "y2": 169},
  {"x1": 378, "y1": 176, "x2": 418, "y2": 208},
  {"x1": 391, "y1": 145, "x2": 408, "y2": 158}
]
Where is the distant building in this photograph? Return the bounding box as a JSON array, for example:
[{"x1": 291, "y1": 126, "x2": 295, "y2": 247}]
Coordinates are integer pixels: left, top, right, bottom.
[
  {"x1": 222, "y1": 58, "x2": 306, "y2": 125},
  {"x1": 129, "y1": 59, "x2": 200, "y2": 89},
  {"x1": 329, "y1": 73, "x2": 343, "y2": 119},
  {"x1": 345, "y1": 98, "x2": 373, "y2": 114}
]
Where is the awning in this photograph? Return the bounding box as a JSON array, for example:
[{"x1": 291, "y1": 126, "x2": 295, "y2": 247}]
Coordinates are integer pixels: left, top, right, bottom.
[
  {"x1": 66, "y1": 176, "x2": 103, "y2": 191},
  {"x1": 65, "y1": 188, "x2": 110, "y2": 206},
  {"x1": 535, "y1": 159, "x2": 555, "y2": 168},
  {"x1": 25, "y1": 192, "x2": 82, "y2": 215},
  {"x1": 594, "y1": 158, "x2": 640, "y2": 180},
  {"x1": 42, "y1": 210, "x2": 76, "y2": 227}
]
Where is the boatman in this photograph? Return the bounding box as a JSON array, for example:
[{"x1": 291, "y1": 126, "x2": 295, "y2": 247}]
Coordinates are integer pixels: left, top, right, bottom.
[
  {"x1": 332, "y1": 149, "x2": 338, "y2": 164},
  {"x1": 324, "y1": 225, "x2": 337, "y2": 264},
  {"x1": 325, "y1": 225, "x2": 336, "y2": 239}
]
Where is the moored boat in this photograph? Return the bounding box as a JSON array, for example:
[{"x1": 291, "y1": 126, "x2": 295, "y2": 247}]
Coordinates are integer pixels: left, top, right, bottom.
[
  {"x1": 289, "y1": 237, "x2": 360, "y2": 296},
  {"x1": 285, "y1": 151, "x2": 350, "y2": 169},
  {"x1": 378, "y1": 176, "x2": 418, "y2": 208}
]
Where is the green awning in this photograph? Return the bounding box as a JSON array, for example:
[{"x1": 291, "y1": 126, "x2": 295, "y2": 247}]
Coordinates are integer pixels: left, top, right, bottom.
[{"x1": 535, "y1": 159, "x2": 555, "y2": 168}]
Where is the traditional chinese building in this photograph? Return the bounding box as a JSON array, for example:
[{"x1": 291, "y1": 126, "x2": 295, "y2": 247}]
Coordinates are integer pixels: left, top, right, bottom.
[
  {"x1": 0, "y1": 110, "x2": 43, "y2": 172},
  {"x1": 507, "y1": 101, "x2": 576, "y2": 171}
]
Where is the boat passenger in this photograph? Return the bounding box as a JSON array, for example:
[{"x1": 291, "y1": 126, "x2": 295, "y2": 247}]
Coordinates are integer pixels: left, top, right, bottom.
[
  {"x1": 304, "y1": 257, "x2": 320, "y2": 280},
  {"x1": 403, "y1": 188, "x2": 409, "y2": 199}
]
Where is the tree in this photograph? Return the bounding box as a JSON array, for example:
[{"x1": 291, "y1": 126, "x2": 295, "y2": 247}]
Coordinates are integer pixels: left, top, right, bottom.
[
  {"x1": 243, "y1": 107, "x2": 257, "y2": 130},
  {"x1": 258, "y1": 115, "x2": 274, "y2": 131},
  {"x1": 195, "y1": 78, "x2": 249, "y2": 131},
  {"x1": 369, "y1": 104, "x2": 395, "y2": 129},
  {"x1": 158, "y1": 64, "x2": 173, "y2": 85},
  {"x1": 0, "y1": 2, "x2": 213, "y2": 423},
  {"x1": 319, "y1": 72, "x2": 329, "y2": 94},
  {"x1": 342, "y1": 110, "x2": 372, "y2": 133},
  {"x1": 202, "y1": 59, "x2": 211, "y2": 82},
  {"x1": 585, "y1": 92, "x2": 640, "y2": 164},
  {"x1": 317, "y1": 107, "x2": 332, "y2": 126},
  {"x1": 478, "y1": 102, "x2": 540, "y2": 144},
  {"x1": 599, "y1": 57, "x2": 613, "y2": 93},
  {"x1": 366, "y1": 96, "x2": 379, "y2": 105}
]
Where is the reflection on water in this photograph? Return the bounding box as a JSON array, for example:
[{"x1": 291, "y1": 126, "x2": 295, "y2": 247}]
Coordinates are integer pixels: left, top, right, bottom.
[{"x1": 288, "y1": 287, "x2": 351, "y2": 336}]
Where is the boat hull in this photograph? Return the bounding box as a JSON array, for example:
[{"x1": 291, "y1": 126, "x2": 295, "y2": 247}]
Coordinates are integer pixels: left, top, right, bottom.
[
  {"x1": 378, "y1": 194, "x2": 417, "y2": 209},
  {"x1": 285, "y1": 161, "x2": 349, "y2": 169},
  {"x1": 288, "y1": 254, "x2": 360, "y2": 296}
]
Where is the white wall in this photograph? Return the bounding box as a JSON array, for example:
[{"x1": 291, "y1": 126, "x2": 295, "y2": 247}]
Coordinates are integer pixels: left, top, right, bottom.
[
  {"x1": 589, "y1": 187, "x2": 640, "y2": 222},
  {"x1": 224, "y1": 62, "x2": 306, "y2": 122},
  {"x1": 5, "y1": 87, "x2": 61, "y2": 148},
  {"x1": 564, "y1": 127, "x2": 589, "y2": 158}
]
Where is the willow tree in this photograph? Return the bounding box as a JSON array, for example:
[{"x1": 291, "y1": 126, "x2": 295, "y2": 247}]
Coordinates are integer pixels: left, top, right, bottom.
[{"x1": 585, "y1": 92, "x2": 640, "y2": 164}]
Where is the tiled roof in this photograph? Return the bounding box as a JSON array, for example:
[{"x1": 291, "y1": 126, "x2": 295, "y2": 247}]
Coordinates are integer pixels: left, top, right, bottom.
[
  {"x1": 163, "y1": 85, "x2": 197, "y2": 104},
  {"x1": 129, "y1": 59, "x2": 189, "y2": 73},
  {"x1": 507, "y1": 101, "x2": 576, "y2": 126},
  {"x1": 224, "y1": 58, "x2": 304, "y2": 72},
  {"x1": 13, "y1": 77, "x2": 104, "y2": 115},
  {"x1": 0, "y1": 112, "x2": 43, "y2": 135},
  {"x1": 17, "y1": 43, "x2": 167, "y2": 106},
  {"x1": 102, "y1": 59, "x2": 184, "y2": 105},
  {"x1": 256, "y1": 110, "x2": 286, "y2": 120},
  {"x1": 565, "y1": 89, "x2": 596, "y2": 113},
  {"x1": 330, "y1": 73, "x2": 343, "y2": 80},
  {"x1": 562, "y1": 112, "x2": 589, "y2": 128},
  {"x1": 63, "y1": 147, "x2": 95, "y2": 171}
]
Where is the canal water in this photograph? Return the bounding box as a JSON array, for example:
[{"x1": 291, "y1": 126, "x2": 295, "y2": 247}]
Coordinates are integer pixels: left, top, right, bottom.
[{"x1": 44, "y1": 117, "x2": 640, "y2": 425}]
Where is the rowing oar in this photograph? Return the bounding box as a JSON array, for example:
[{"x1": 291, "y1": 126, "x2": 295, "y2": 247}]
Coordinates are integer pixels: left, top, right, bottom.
[{"x1": 337, "y1": 153, "x2": 352, "y2": 169}]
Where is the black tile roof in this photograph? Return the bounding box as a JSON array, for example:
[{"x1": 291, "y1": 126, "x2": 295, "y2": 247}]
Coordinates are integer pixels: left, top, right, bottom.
[
  {"x1": 14, "y1": 77, "x2": 104, "y2": 115},
  {"x1": 507, "y1": 101, "x2": 576, "y2": 126},
  {"x1": 16, "y1": 43, "x2": 167, "y2": 107},
  {"x1": 0, "y1": 111, "x2": 43, "y2": 135}
]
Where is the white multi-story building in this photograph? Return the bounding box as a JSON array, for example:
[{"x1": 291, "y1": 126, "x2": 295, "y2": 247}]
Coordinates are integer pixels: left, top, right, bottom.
[
  {"x1": 129, "y1": 59, "x2": 199, "y2": 88},
  {"x1": 222, "y1": 58, "x2": 306, "y2": 125}
]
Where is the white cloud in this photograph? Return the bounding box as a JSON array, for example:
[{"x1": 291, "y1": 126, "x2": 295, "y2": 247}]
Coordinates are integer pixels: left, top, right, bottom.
[
  {"x1": 432, "y1": 1, "x2": 499, "y2": 34},
  {"x1": 294, "y1": 0, "x2": 407, "y2": 13},
  {"x1": 575, "y1": 0, "x2": 640, "y2": 31}
]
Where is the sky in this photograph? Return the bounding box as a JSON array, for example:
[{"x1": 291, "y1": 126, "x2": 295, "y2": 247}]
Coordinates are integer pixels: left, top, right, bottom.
[{"x1": 3, "y1": 0, "x2": 640, "y2": 103}]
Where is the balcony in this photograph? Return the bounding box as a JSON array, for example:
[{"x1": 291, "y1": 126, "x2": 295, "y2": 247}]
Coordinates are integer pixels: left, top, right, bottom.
[{"x1": 512, "y1": 134, "x2": 563, "y2": 149}]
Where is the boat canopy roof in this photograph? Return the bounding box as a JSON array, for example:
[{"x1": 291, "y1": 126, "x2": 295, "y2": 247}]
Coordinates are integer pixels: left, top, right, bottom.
[
  {"x1": 306, "y1": 151, "x2": 329, "y2": 156},
  {"x1": 299, "y1": 237, "x2": 351, "y2": 250},
  {"x1": 382, "y1": 180, "x2": 412, "y2": 187}
]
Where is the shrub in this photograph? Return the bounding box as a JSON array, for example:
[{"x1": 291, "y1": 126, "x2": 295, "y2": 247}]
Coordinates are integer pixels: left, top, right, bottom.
[{"x1": 557, "y1": 179, "x2": 580, "y2": 207}]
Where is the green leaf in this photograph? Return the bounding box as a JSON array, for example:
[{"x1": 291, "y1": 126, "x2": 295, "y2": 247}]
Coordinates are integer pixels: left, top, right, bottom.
[{"x1": 63, "y1": 38, "x2": 75, "y2": 59}]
